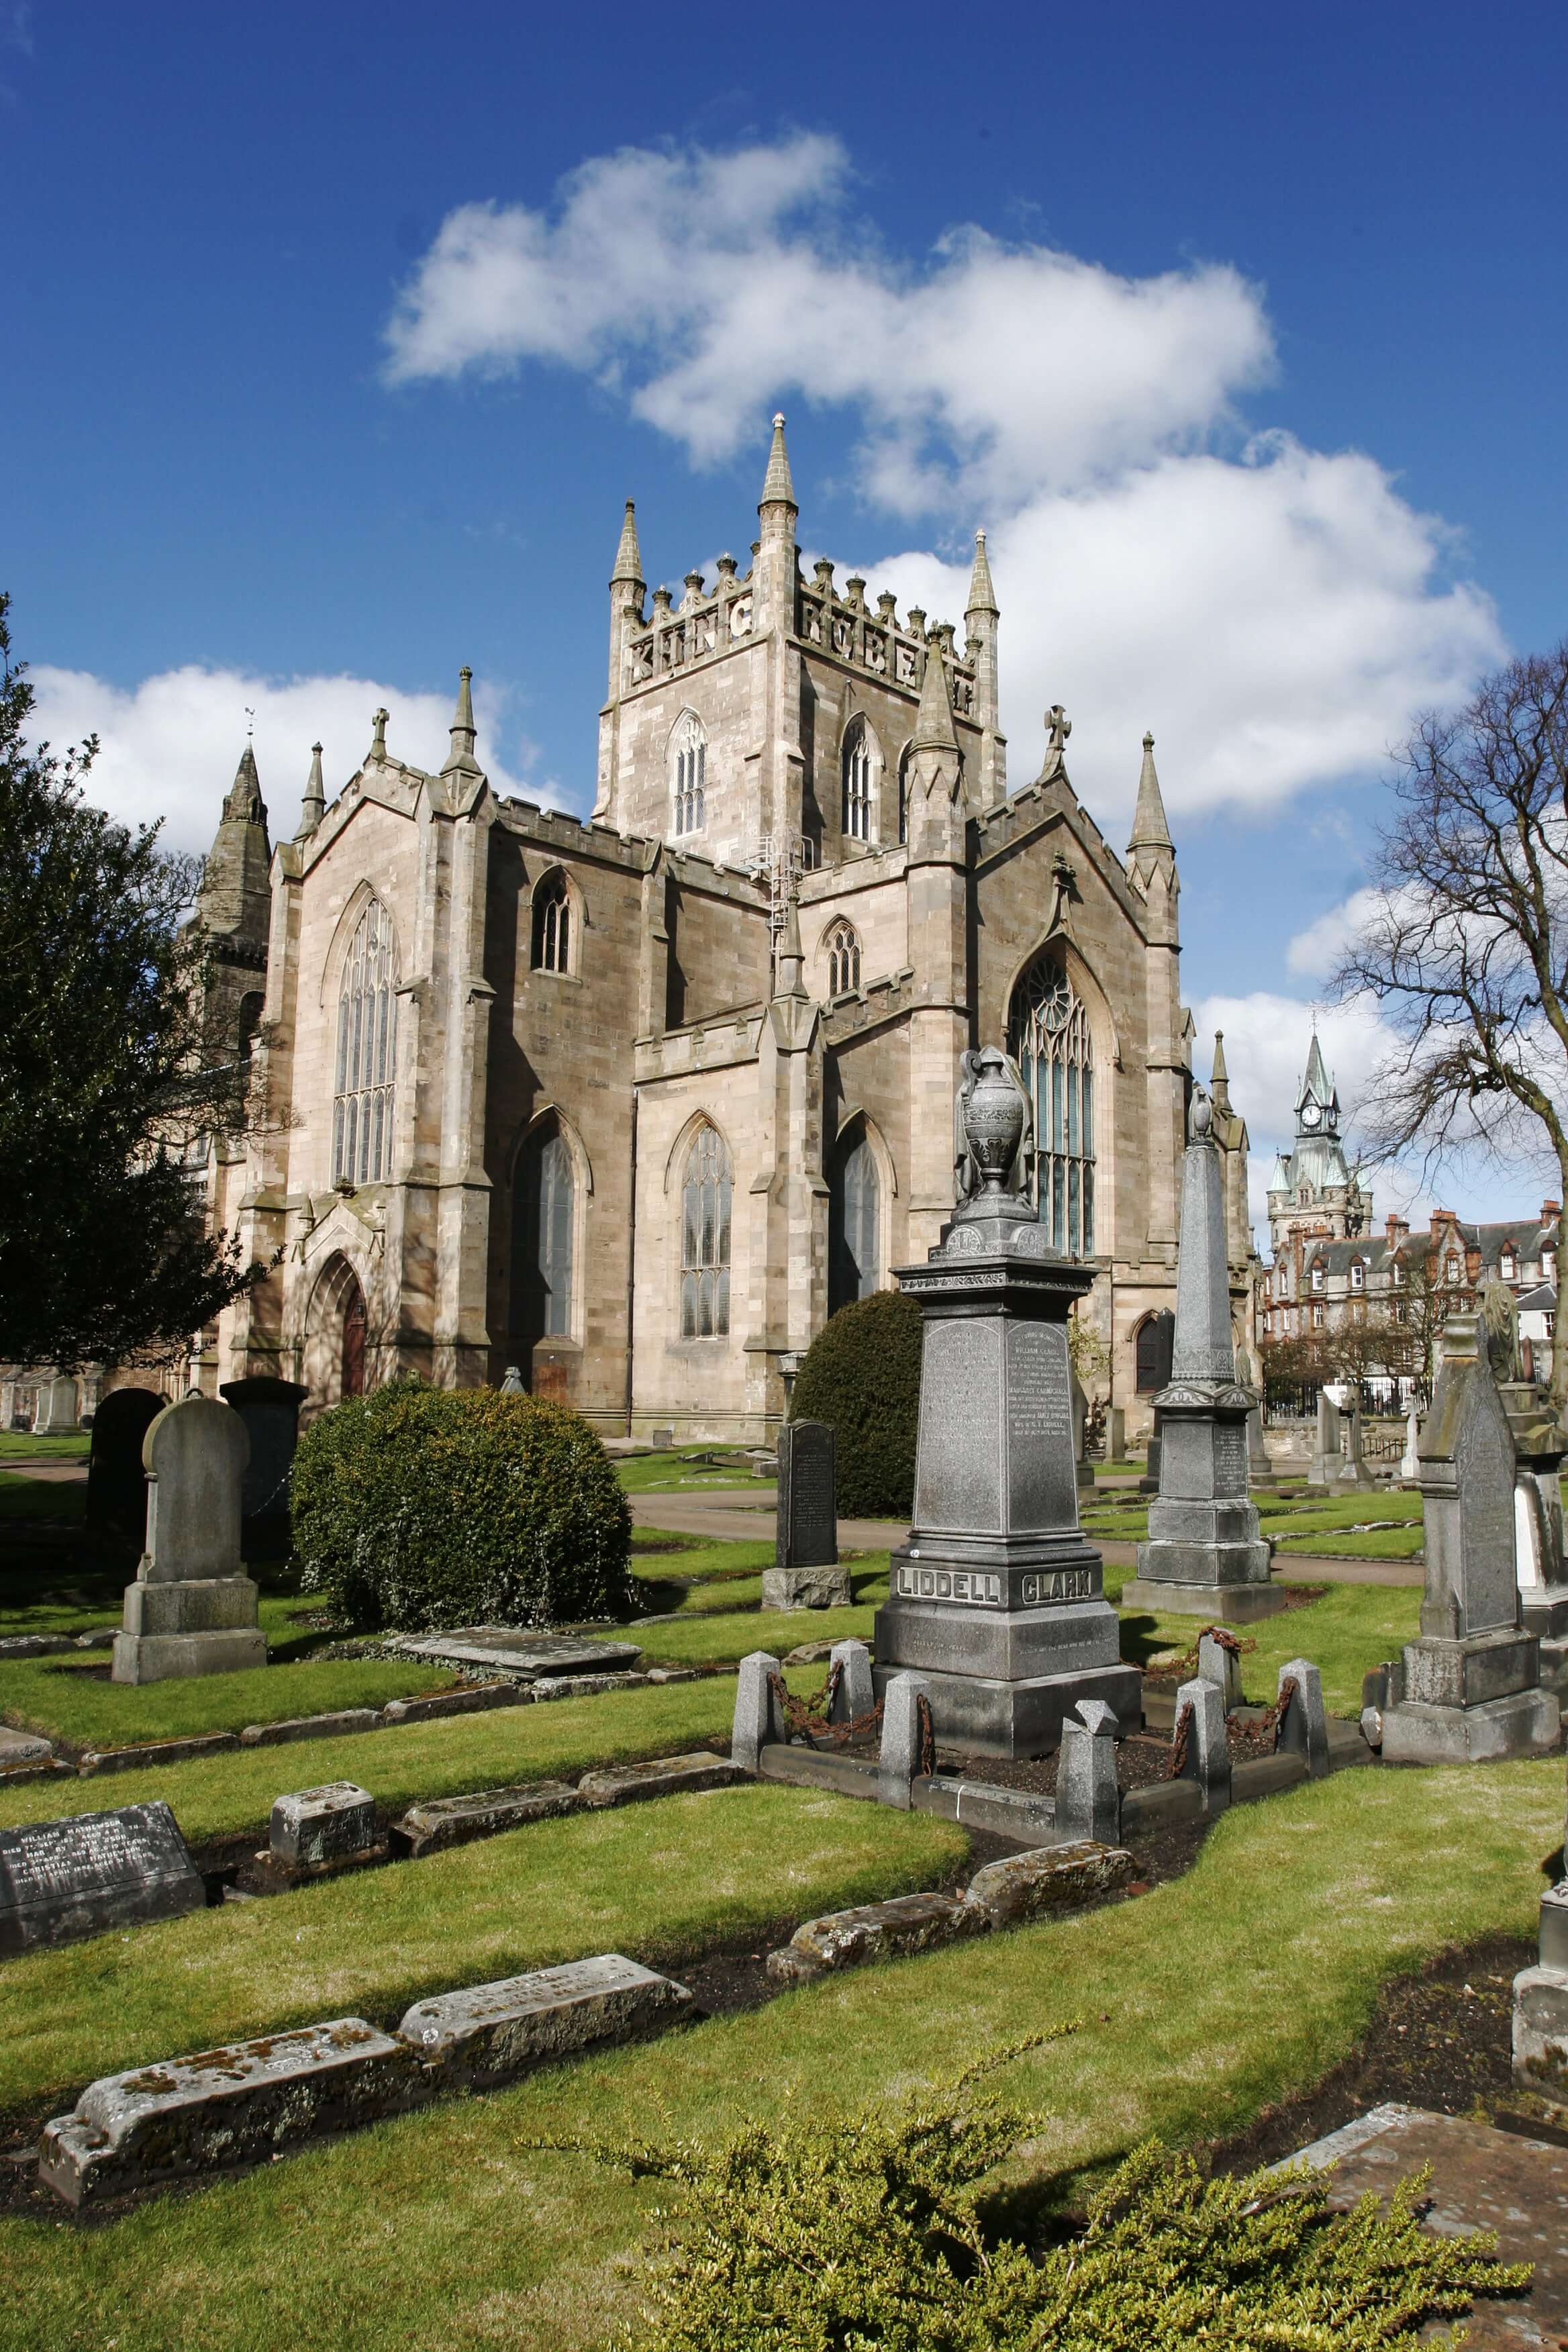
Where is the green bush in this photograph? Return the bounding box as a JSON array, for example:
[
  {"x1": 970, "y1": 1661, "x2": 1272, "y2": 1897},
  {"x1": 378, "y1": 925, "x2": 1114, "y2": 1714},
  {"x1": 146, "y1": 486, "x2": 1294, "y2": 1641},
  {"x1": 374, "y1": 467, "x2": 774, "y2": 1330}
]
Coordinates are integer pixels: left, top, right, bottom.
[
  {"x1": 291, "y1": 1380, "x2": 632, "y2": 1632},
  {"x1": 791, "y1": 1287, "x2": 922, "y2": 1517},
  {"x1": 554, "y1": 2049, "x2": 1528, "y2": 2351}
]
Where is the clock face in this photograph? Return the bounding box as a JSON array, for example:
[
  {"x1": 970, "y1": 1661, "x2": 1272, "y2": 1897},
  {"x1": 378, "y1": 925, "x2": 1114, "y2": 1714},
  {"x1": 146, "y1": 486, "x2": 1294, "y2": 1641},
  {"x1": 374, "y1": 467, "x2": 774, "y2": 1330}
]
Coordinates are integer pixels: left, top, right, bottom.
[{"x1": 1301, "y1": 1104, "x2": 1322, "y2": 1130}]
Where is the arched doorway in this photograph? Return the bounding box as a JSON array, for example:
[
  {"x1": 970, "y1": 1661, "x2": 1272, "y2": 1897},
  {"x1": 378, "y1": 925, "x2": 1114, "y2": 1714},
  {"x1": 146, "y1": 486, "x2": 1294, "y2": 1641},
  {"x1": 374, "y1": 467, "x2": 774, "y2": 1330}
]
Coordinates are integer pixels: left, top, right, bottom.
[{"x1": 304, "y1": 1255, "x2": 371, "y2": 1408}]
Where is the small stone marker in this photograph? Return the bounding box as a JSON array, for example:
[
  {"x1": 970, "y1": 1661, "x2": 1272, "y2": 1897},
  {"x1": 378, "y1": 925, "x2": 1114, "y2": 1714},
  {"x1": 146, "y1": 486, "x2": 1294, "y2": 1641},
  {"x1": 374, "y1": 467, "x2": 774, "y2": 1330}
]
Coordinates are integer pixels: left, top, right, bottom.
[
  {"x1": 769, "y1": 1890, "x2": 985, "y2": 1982},
  {"x1": 962, "y1": 1840, "x2": 1136, "y2": 1926},
  {"x1": 763, "y1": 1420, "x2": 849, "y2": 1610},
  {"x1": 398, "y1": 1954, "x2": 693, "y2": 2088},
  {"x1": 1275, "y1": 1657, "x2": 1329, "y2": 1779},
  {"x1": 575, "y1": 1753, "x2": 744, "y2": 1808},
  {"x1": 40, "y1": 2019, "x2": 420, "y2": 2206},
  {"x1": 1173, "y1": 1676, "x2": 1230, "y2": 1812},
  {"x1": 1342, "y1": 1404, "x2": 1377, "y2": 1490},
  {"x1": 0, "y1": 1802, "x2": 205, "y2": 1956},
  {"x1": 1055, "y1": 1698, "x2": 1120, "y2": 1845},
  {"x1": 111, "y1": 1394, "x2": 266, "y2": 1684},
  {"x1": 1381, "y1": 1312, "x2": 1561, "y2": 1764},
  {"x1": 878, "y1": 1671, "x2": 931, "y2": 1810},
  {"x1": 1106, "y1": 1405, "x2": 1126, "y2": 1464},
  {"x1": 731, "y1": 1650, "x2": 783, "y2": 1772},
  {"x1": 395, "y1": 1781, "x2": 579, "y2": 1858},
  {"x1": 829, "y1": 1636, "x2": 875, "y2": 1722},
  {"x1": 269, "y1": 1782, "x2": 379, "y2": 1871},
  {"x1": 389, "y1": 1628, "x2": 642, "y2": 1679},
  {"x1": 1197, "y1": 1627, "x2": 1243, "y2": 1710},
  {"x1": 218, "y1": 1375, "x2": 307, "y2": 1560},
  {"x1": 85, "y1": 1388, "x2": 163, "y2": 1552},
  {"x1": 1513, "y1": 1882, "x2": 1568, "y2": 2115}
]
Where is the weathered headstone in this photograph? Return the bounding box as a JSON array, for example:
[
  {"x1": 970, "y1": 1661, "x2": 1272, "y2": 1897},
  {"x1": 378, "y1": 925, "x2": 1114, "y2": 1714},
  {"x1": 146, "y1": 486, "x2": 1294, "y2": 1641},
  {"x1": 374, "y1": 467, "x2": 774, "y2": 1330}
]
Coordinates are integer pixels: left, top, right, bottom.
[
  {"x1": 34, "y1": 1375, "x2": 79, "y2": 1434},
  {"x1": 1137, "y1": 1315, "x2": 1175, "y2": 1492},
  {"x1": 1235, "y1": 1345, "x2": 1277, "y2": 1492},
  {"x1": 1124, "y1": 1091, "x2": 1283, "y2": 1622},
  {"x1": 1106, "y1": 1406, "x2": 1126, "y2": 1465},
  {"x1": 399, "y1": 1955, "x2": 693, "y2": 2088},
  {"x1": 1381, "y1": 1313, "x2": 1560, "y2": 1763},
  {"x1": 873, "y1": 1046, "x2": 1140, "y2": 1756},
  {"x1": 1400, "y1": 1404, "x2": 1421, "y2": 1483},
  {"x1": 1342, "y1": 1403, "x2": 1377, "y2": 1490},
  {"x1": 1055, "y1": 1698, "x2": 1120, "y2": 1844},
  {"x1": 219, "y1": 1376, "x2": 308, "y2": 1561},
  {"x1": 85, "y1": 1388, "x2": 164, "y2": 1553},
  {"x1": 390, "y1": 1628, "x2": 642, "y2": 1678},
  {"x1": 1308, "y1": 1392, "x2": 1343, "y2": 1491},
  {"x1": 270, "y1": 1781, "x2": 379, "y2": 1870},
  {"x1": 111, "y1": 1396, "x2": 266, "y2": 1684},
  {"x1": 763, "y1": 1420, "x2": 849, "y2": 1609},
  {"x1": 0, "y1": 1802, "x2": 205, "y2": 1955}
]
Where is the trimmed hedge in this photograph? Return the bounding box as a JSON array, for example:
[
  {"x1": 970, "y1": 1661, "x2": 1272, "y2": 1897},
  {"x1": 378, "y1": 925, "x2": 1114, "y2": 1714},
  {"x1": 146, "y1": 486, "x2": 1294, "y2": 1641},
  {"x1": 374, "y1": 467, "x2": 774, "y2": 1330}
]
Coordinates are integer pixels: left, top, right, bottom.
[
  {"x1": 791, "y1": 1288, "x2": 922, "y2": 1518},
  {"x1": 291, "y1": 1381, "x2": 632, "y2": 1632}
]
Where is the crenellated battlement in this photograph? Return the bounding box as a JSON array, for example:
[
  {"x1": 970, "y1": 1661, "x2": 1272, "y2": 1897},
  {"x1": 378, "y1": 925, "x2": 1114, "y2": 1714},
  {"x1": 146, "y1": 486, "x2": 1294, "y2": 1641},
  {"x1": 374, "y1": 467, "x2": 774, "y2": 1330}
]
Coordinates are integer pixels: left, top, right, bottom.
[{"x1": 795, "y1": 564, "x2": 977, "y2": 716}]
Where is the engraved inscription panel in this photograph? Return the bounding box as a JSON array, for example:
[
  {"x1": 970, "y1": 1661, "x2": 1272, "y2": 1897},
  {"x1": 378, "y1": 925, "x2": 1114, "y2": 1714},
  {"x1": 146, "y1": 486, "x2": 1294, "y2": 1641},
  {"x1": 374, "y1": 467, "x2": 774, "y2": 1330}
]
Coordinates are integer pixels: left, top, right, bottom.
[
  {"x1": 0, "y1": 1801, "x2": 201, "y2": 1955},
  {"x1": 1006, "y1": 1320, "x2": 1077, "y2": 1532},
  {"x1": 777, "y1": 1421, "x2": 837, "y2": 1569},
  {"x1": 894, "y1": 1565, "x2": 1002, "y2": 1605},
  {"x1": 1211, "y1": 1422, "x2": 1248, "y2": 1498},
  {"x1": 1455, "y1": 1387, "x2": 1520, "y2": 1633},
  {"x1": 914, "y1": 1320, "x2": 1003, "y2": 1534}
]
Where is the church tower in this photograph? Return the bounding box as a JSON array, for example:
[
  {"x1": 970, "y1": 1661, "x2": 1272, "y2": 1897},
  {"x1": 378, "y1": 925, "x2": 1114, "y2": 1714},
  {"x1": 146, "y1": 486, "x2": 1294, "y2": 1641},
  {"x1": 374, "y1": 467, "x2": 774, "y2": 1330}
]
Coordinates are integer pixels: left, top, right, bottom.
[{"x1": 1267, "y1": 1028, "x2": 1373, "y2": 1248}]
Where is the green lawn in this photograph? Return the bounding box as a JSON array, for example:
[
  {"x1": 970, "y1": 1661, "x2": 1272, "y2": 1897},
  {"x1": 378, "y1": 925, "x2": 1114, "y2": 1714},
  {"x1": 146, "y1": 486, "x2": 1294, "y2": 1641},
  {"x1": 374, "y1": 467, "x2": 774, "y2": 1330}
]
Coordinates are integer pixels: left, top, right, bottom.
[
  {"x1": 1119, "y1": 1579, "x2": 1422, "y2": 1714},
  {"x1": 3, "y1": 1759, "x2": 1559, "y2": 2352},
  {"x1": 616, "y1": 1447, "x2": 776, "y2": 1495},
  {"x1": 0, "y1": 1671, "x2": 817, "y2": 1847},
  {"x1": 0, "y1": 1471, "x2": 87, "y2": 1522},
  {"x1": 0, "y1": 1783, "x2": 962, "y2": 2120},
  {"x1": 1083, "y1": 1487, "x2": 1424, "y2": 1562},
  {"x1": 0, "y1": 1646, "x2": 460, "y2": 1749},
  {"x1": 0, "y1": 1432, "x2": 90, "y2": 1459},
  {"x1": 1274, "y1": 1528, "x2": 1424, "y2": 1559}
]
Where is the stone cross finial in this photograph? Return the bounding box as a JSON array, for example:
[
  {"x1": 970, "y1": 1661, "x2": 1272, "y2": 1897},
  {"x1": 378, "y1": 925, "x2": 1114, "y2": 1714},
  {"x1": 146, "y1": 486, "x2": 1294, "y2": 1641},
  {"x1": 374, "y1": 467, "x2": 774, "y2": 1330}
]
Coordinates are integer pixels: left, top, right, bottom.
[
  {"x1": 371, "y1": 707, "x2": 389, "y2": 760},
  {"x1": 1038, "y1": 704, "x2": 1072, "y2": 785}
]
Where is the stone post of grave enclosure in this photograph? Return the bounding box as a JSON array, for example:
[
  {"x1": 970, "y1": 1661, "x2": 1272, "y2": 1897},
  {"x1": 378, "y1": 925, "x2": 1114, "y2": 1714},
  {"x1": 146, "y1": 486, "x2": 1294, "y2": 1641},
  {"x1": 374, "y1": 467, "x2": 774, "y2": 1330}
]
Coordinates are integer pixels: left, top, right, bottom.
[
  {"x1": 1380, "y1": 1313, "x2": 1560, "y2": 1764},
  {"x1": 1172, "y1": 1677, "x2": 1230, "y2": 1812},
  {"x1": 1512, "y1": 1880, "x2": 1568, "y2": 2116},
  {"x1": 873, "y1": 1047, "x2": 1140, "y2": 1759},
  {"x1": 1124, "y1": 1091, "x2": 1283, "y2": 1623},
  {"x1": 111, "y1": 1396, "x2": 266, "y2": 1684}
]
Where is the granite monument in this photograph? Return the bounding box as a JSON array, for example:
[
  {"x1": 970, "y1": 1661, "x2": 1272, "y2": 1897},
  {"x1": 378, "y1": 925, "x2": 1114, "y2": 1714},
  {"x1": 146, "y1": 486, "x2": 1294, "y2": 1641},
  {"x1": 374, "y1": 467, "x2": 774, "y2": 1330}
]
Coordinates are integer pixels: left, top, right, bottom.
[{"x1": 763, "y1": 1419, "x2": 850, "y2": 1609}]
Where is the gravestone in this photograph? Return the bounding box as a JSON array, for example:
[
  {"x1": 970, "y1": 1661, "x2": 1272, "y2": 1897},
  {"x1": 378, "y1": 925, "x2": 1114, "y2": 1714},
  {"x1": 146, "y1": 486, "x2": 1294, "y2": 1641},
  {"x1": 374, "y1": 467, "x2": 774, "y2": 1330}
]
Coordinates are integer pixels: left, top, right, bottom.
[
  {"x1": 1400, "y1": 1404, "x2": 1421, "y2": 1482},
  {"x1": 34, "y1": 1375, "x2": 79, "y2": 1434},
  {"x1": 1308, "y1": 1393, "x2": 1343, "y2": 1490},
  {"x1": 1498, "y1": 1375, "x2": 1568, "y2": 1695},
  {"x1": 390, "y1": 1628, "x2": 642, "y2": 1679},
  {"x1": 1342, "y1": 1404, "x2": 1377, "y2": 1490},
  {"x1": 1106, "y1": 1406, "x2": 1126, "y2": 1464},
  {"x1": 0, "y1": 1801, "x2": 205, "y2": 1955},
  {"x1": 1381, "y1": 1312, "x2": 1560, "y2": 1763},
  {"x1": 1124, "y1": 1092, "x2": 1283, "y2": 1622},
  {"x1": 219, "y1": 1376, "x2": 308, "y2": 1561},
  {"x1": 763, "y1": 1420, "x2": 850, "y2": 1609},
  {"x1": 111, "y1": 1395, "x2": 267, "y2": 1684},
  {"x1": 270, "y1": 1782, "x2": 379, "y2": 1870},
  {"x1": 85, "y1": 1389, "x2": 164, "y2": 1553},
  {"x1": 873, "y1": 1046, "x2": 1140, "y2": 1756}
]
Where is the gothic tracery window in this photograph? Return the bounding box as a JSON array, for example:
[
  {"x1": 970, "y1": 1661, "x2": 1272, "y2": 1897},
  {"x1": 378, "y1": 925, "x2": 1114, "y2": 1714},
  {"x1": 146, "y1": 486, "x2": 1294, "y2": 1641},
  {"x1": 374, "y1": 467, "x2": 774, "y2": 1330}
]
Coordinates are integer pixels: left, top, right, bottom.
[
  {"x1": 680, "y1": 1124, "x2": 731, "y2": 1338},
  {"x1": 532, "y1": 872, "x2": 571, "y2": 973},
  {"x1": 332, "y1": 897, "x2": 397, "y2": 1187},
  {"x1": 1008, "y1": 950, "x2": 1095, "y2": 1257},
  {"x1": 842, "y1": 718, "x2": 873, "y2": 844},
  {"x1": 824, "y1": 920, "x2": 861, "y2": 997},
  {"x1": 671, "y1": 712, "x2": 706, "y2": 835},
  {"x1": 513, "y1": 1122, "x2": 575, "y2": 1350},
  {"x1": 897, "y1": 744, "x2": 911, "y2": 845},
  {"x1": 829, "y1": 1128, "x2": 880, "y2": 1314}
]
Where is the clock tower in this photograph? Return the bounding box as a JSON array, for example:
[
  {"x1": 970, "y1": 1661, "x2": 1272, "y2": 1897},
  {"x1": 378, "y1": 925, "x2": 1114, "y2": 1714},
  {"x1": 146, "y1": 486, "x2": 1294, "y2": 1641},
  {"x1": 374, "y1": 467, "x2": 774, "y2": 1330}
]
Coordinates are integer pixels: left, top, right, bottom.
[{"x1": 1265, "y1": 1026, "x2": 1373, "y2": 1253}]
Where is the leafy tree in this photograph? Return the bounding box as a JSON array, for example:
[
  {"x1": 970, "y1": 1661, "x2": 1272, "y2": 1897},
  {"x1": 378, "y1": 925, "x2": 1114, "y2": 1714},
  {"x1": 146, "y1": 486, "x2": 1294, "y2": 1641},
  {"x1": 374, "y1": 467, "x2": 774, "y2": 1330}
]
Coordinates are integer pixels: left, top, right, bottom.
[
  {"x1": 1332, "y1": 640, "x2": 1568, "y2": 1400},
  {"x1": 0, "y1": 593, "x2": 261, "y2": 1371}
]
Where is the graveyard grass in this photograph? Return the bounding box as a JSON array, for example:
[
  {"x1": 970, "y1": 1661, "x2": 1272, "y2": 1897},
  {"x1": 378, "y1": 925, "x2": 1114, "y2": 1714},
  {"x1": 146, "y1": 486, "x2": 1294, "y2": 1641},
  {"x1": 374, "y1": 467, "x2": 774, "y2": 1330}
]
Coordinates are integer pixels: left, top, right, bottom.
[
  {"x1": 0, "y1": 1783, "x2": 964, "y2": 2118},
  {"x1": 5, "y1": 1756, "x2": 1560, "y2": 2352}
]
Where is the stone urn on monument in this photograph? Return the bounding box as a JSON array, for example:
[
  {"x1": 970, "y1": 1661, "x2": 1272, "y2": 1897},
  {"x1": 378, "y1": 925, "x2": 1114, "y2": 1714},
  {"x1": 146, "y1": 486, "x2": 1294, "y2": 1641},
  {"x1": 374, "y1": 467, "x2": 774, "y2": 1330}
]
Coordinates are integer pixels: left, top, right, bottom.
[
  {"x1": 1122, "y1": 1087, "x2": 1284, "y2": 1622},
  {"x1": 873, "y1": 1046, "x2": 1140, "y2": 1757}
]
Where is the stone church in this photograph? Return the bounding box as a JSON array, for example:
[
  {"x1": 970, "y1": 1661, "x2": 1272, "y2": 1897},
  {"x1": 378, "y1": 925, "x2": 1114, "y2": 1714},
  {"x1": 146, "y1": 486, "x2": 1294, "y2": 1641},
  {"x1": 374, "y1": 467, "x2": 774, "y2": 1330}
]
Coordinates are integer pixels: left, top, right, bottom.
[{"x1": 193, "y1": 415, "x2": 1251, "y2": 1442}]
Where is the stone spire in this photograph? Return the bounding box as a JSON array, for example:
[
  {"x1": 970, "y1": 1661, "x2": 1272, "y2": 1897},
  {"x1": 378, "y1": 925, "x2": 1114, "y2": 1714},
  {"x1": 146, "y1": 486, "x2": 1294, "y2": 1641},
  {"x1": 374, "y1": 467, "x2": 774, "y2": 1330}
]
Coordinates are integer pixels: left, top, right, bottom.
[
  {"x1": 1128, "y1": 731, "x2": 1173, "y2": 855},
  {"x1": 226, "y1": 742, "x2": 263, "y2": 824},
  {"x1": 297, "y1": 742, "x2": 325, "y2": 839},
  {"x1": 1210, "y1": 1030, "x2": 1231, "y2": 1114},
  {"x1": 196, "y1": 744, "x2": 272, "y2": 942},
  {"x1": 912, "y1": 640, "x2": 958, "y2": 752},
  {"x1": 610, "y1": 499, "x2": 643, "y2": 588},
  {"x1": 758, "y1": 411, "x2": 797, "y2": 518},
  {"x1": 965, "y1": 528, "x2": 998, "y2": 617},
  {"x1": 442, "y1": 666, "x2": 481, "y2": 779}
]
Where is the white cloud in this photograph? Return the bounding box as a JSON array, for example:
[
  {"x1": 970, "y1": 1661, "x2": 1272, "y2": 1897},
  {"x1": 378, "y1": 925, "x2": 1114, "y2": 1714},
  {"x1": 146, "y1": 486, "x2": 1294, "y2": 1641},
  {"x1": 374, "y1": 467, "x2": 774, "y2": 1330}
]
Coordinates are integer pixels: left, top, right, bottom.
[
  {"x1": 1285, "y1": 887, "x2": 1390, "y2": 979},
  {"x1": 26, "y1": 665, "x2": 532, "y2": 859},
  {"x1": 385, "y1": 134, "x2": 1504, "y2": 822}
]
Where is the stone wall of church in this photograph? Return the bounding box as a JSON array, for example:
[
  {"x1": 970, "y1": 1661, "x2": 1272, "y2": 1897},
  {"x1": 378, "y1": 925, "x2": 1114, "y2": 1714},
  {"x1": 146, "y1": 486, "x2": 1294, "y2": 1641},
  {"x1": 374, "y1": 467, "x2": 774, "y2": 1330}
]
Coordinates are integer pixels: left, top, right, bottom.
[
  {"x1": 663, "y1": 868, "x2": 771, "y2": 1030},
  {"x1": 802, "y1": 857, "x2": 910, "y2": 997},
  {"x1": 799, "y1": 656, "x2": 983, "y2": 865},
  {"x1": 605, "y1": 636, "x2": 763, "y2": 863}
]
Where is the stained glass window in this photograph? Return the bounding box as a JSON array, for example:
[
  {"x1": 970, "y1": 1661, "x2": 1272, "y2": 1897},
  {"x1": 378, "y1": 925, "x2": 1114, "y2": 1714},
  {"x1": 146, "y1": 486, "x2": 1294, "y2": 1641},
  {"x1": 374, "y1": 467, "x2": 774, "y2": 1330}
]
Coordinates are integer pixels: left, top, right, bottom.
[
  {"x1": 680, "y1": 1124, "x2": 731, "y2": 1337},
  {"x1": 513, "y1": 1124, "x2": 574, "y2": 1347},
  {"x1": 824, "y1": 920, "x2": 861, "y2": 997},
  {"x1": 532, "y1": 873, "x2": 571, "y2": 973},
  {"x1": 829, "y1": 1132, "x2": 880, "y2": 1314},
  {"x1": 332, "y1": 899, "x2": 397, "y2": 1187},
  {"x1": 842, "y1": 719, "x2": 873, "y2": 842},
  {"x1": 1008, "y1": 951, "x2": 1095, "y2": 1257}
]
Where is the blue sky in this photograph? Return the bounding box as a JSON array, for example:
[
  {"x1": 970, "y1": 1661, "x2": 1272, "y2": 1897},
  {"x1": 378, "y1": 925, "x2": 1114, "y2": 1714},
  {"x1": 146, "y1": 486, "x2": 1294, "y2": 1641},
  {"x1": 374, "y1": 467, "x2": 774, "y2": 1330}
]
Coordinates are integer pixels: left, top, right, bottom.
[{"x1": 4, "y1": 0, "x2": 1565, "y2": 1230}]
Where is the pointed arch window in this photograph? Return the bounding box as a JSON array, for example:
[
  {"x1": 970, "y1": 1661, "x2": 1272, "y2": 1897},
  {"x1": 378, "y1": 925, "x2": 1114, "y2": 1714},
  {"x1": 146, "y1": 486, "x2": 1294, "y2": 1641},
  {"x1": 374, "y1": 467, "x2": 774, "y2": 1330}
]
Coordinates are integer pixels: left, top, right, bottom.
[
  {"x1": 671, "y1": 713, "x2": 706, "y2": 835},
  {"x1": 680, "y1": 1124, "x2": 731, "y2": 1338},
  {"x1": 332, "y1": 898, "x2": 397, "y2": 1187},
  {"x1": 532, "y1": 872, "x2": 571, "y2": 973},
  {"x1": 1008, "y1": 950, "x2": 1095, "y2": 1257},
  {"x1": 829, "y1": 1128, "x2": 880, "y2": 1314},
  {"x1": 842, "y1": 718, "x2": 873, "y2": 843},
  {"x1": 824, "y1": 920, "x2": 861, "y2": 997},
  {"x1": 512, "y1": 1122, "x2": 575, "y2": 1352}
]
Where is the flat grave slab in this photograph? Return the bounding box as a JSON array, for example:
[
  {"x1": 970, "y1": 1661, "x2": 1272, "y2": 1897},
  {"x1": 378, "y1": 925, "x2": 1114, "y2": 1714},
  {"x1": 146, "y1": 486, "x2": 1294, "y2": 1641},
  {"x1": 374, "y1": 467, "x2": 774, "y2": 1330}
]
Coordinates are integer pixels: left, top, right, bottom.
[
  {"x1": 389, "y1": 1627, "x2": 643, "y2": 1679},
  {"x1": 398, "y1": 1953, "x2": 693, "y2": 2087},
  {"x1": 1280, "y1": 2103, "x2": 1567, "y2": 2349},
  {"x1": 576, "y1": 1753, "x2": 745, "y2": 1808},
  {"x1": 0, "y1": 1801, "x2": 205, "y2": 1957},
  {"x1": 40, "y1": 2018, "x2": 421, "y2": 2206},
  {"x1": 395, "y1": 1780, "x2": 580, "y2": 1858}
]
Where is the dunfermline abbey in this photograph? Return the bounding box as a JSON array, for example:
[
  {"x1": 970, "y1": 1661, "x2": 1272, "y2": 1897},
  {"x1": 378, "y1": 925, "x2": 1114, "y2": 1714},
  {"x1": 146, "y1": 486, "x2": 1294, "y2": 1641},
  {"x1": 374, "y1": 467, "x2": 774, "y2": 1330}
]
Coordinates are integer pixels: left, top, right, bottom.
[{"x1": 193, "y1": 416, "x2": 1254, "y2": 1440}]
